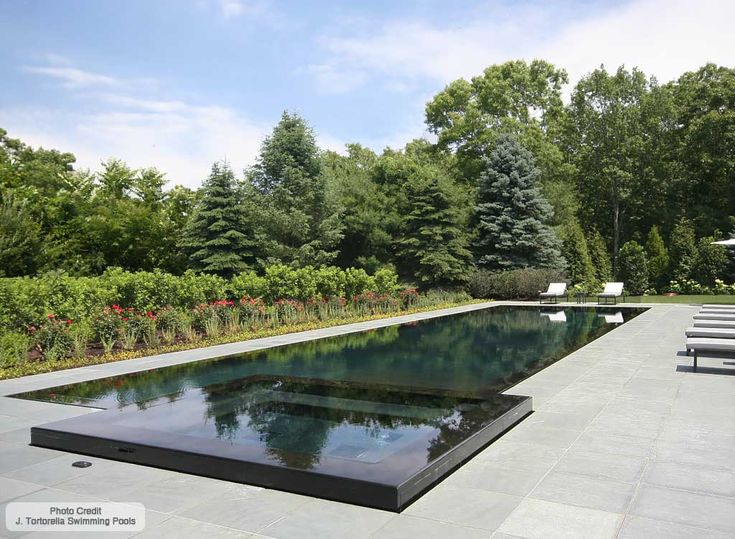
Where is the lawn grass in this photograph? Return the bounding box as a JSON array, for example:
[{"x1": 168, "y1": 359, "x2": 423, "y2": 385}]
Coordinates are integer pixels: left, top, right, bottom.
[{"x1": 624, "y1": 295, "x2": 735, "y2": 304}]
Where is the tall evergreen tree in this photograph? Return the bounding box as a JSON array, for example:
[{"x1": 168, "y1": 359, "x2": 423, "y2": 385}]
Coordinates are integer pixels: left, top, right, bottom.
[
  {"x1": 618, "y1": 240, "x2": 649, "y2": 294},
  {"x1": 398, "y1": 167, "x2": 472, "y2": 287},
  {"x1": 587, "y1": 229, "x2": 612, "y2": 284},
  {"x1": 248, "y1": 111, "x2": 342, "y2": 266},
  {"x1": 645, "y1": 225, "x2": 669, "y2": 288},
  {"x1": 180, "y1": 162, "x2": 254, "y2": 277},
  {"x1": 559, "y1": 220, "x2": 594, "y2": 286},
  {"x1": 669, "y1": 217, "x2": 698, "y2": 282},
  {"x1": 474, "y1": 134, "x2": 563, "y2": 270}
]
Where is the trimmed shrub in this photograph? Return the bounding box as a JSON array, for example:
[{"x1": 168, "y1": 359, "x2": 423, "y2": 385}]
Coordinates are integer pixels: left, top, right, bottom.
[
  {"x1": 467, "y1": 268, "x2": 566, "y2": 299},
  {"x1": 617, "y1": 241, "x2": 649, "y2": 295},
  {"x1": 645, "y1": 226, "x2": 669, "y2": 289},
  {"x1": 693, "y1": 237, "x2": 727, "y2": 286}
]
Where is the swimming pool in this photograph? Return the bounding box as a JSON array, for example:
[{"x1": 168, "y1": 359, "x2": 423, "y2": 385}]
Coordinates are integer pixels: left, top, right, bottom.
[{"x1": 16, "y1": 305, "x2": 645, "y2": 510}]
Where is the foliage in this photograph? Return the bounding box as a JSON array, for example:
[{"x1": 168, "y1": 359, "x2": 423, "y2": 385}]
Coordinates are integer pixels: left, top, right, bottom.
[
  {"x1": 559, "y1": 220, "x2": 594, "y2": 286},
  {"x1": 397, "y1": 166, "x2": 472, "y2": 286},
  {"x1": 0, "y1": 194, "x2": 42, "y2": 277},
  {"x1": 587, "y1": 229, "x2": 612, "y2": 284},
  {"x1": 0, "y1": 265, "x2": 399, "y2": 334},
  {"x1": 467, "y1": 268, "x2": 566, "y2": 299},
  {"x1": 645, "y1": 226, "x2": 669, "y2": 288},
  {"x1": 668, "y1": 217, "x2": 699, "y2": 282},
  {"x1": 617, "y1": 241, "x2": 649, "y2": 295},
  {"x1": 565, "y1": 66, "x2": 674, "y2": 273},
  {"x1": 180, "y1": 162, "x2": 256, "y2": 277},
  {"x1": 248, "y1": 111, "x2": 342, "y2": 266},
  {"x1": 473, "y1": 134, "x2": 563, "y2": 271},
  {"x1": 693, "y1": 237, "x2": 728, "y2": 286},
  {"x1": 425, "y1": 59, "x2": 568, "y2": 183},
  {"x1": 0, "y1": 332, "x2": 29, "y2": 366}
]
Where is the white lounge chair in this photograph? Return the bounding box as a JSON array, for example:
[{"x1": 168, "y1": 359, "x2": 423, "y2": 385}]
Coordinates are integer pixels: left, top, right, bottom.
[
  {"x1": 702, "y1": 304, "x2": 735, "y2": 310},
  {"x1": 685, "y1": 327, "x2": 735, "y2": 339},
  {"x1": 693, "y1": 313, "x2": 735, "y2": 321},
  {"x1": 693, "y1": 320, "x2": 735, "y2": 328},
  {"x1": 539, "y1": 283, "x2": 567, "y2": 304},
  {"x1": 686, "y1": 337, "x2": 735, "y2": 370},
  {"x1": 597, "y1": 282, "x2": 624, "y2": 305}
]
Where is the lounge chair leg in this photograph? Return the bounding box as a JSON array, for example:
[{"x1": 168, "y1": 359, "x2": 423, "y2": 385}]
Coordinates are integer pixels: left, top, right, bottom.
[{"x1": 693, "y1": 351, "x2": 697, "y2": 372}]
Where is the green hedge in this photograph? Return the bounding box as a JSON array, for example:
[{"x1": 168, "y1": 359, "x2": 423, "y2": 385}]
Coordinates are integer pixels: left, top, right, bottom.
[
  {"x1": 0, "y1": 265, "x2": 400, "y2": 332},
  {"x1": 467, "y1": 268, "x2": 567, "y2": 299}
]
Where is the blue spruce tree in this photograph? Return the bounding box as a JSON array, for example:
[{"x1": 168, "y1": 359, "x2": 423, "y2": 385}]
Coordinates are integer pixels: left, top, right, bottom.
[{"x1": 474, "y1": 134, "x2": 564, "y2": 270}]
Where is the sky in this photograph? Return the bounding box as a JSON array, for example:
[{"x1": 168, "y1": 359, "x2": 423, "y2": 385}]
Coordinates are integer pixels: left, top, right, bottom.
[{"x1": 1, "y1": 0, "x2": 733, "y2": 188}]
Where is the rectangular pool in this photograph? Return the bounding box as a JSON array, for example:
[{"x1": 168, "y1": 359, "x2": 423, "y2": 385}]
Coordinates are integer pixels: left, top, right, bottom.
[{"x1": 15, "y1": 305, "x2": 645, "y2": 511}]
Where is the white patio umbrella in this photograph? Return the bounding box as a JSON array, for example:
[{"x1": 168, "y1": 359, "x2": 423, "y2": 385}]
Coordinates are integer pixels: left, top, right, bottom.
[{"x1": 711, "y1": 239, "x2": 735, "y2": 246}]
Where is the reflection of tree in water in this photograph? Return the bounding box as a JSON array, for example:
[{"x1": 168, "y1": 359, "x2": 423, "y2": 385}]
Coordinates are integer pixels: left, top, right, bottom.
[{"x1": 201, "y1": 377, "x2": 481, "y2": 470}]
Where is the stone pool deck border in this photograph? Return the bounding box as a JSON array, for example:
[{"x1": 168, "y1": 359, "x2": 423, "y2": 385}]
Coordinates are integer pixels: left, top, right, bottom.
[{"x1": 1, "y1": 302, "x2": 734, "y2": 538}]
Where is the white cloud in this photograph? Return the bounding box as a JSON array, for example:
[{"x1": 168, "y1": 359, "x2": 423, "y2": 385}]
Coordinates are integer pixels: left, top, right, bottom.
[
  {"x1": 6, "y1": 60, "x2": 270, "y2": 187},
  {"x1": 220, "y1": 0, "x2": 245, "y2": 18},
  {"x1": 313, "y1": 0, "x2": 735, "y2": 90},
  {"x1": 24, "y1": 66, "x2": 120, "y2": 89}
]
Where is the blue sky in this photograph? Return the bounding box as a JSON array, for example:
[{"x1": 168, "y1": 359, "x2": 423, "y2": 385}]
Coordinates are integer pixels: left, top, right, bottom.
[{"x1": 1, "y1": 0, "x2": 733, "y2": 187}]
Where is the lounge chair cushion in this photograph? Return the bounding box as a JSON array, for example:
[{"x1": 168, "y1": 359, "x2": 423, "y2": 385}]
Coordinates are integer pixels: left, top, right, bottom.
[
  {"x1": 599, "y1": 282, "x2": 624, "y2": 297},
  {"x1": 686, "y1": 337, "x2": 735, "y2": 352},
  {"x1": 702, "y1": 304, "x2": 735, "y2": 310},
  {"x1": 541, "y1": 283, "x2": 567, "y2": 297},
  {"x1": 693, "y1": 320, "x2": 735, "y2": 328},
  {"x1": 693, "y1": 313, "x2": 735, "y2": 321},
  {"x1": 685, "y1": 327, "x2": 735, "y2": 338}
]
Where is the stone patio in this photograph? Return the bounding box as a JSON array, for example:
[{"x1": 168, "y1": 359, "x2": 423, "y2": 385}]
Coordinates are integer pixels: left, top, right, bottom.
[{"x1": 1, "y1": 302, "x2": 734, "y2": 538}]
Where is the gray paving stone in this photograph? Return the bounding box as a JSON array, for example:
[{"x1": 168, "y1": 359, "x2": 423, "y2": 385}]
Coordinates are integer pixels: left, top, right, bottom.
[
  {"x1": 444, "y1": 461, "x2": 548, "y2": 497},
  {"x1": 473, "y1": 441, "x2": 565, "y2": 473},
  {"x1": 496, "y1": 498, "x2": 622, "y2": 539},
  {"x1": 517, "y1": 411, "x2": 594, "y2": 431},
  {"x1": 261, "y1": 498, "x2": 394, "y2": 539},
  {"x1": 498, "y1": 424, "x2": 581, "y2": 449},
  {"x1": 618, "y1": 516, "x2": 732, "y2": 539},
  {"x1": 529, "y1": 470, "x2": 635, "y2": 513},
  {"x1": 552, "y1": 448, "x2": 647, "y2": 483},
  {"x1": 132, "y1": 516, "x2": 252, "y2": 538},
  {"x1": 0, "y1": 476, "x2": 44, "y2": 503},
  {"x1": 404, "y1": 485, "x2": 521, "y2": 532},
  {"x1": 0, "y1": 441, "x2": 64, "y2": 474},
  {"x1": 643, "y1": 461, "x2": 735, "y2": 497},
  {"x1": 373, "y1": 515, "x2": 489, "y2": 538},
  {"x1": 52, "y1": 459, "x2": 178, "y2": 498},
  {"x1": 108, "y1": 474, "x2": 262, "y2": 514},
  {"x1": 176, "y1": 488, "x2": 311, "y2": 533},
  {"x1": 4, "y1": 454, "x2": 99, "y2": 486},
  {"x1": 630, "y1": 484, "x2": 735, "y2": 533}
]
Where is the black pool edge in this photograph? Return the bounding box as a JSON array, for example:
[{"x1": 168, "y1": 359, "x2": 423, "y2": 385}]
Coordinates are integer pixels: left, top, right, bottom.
[{"x1": 30, "y1": 396, "x2": 532, "y2": 512}]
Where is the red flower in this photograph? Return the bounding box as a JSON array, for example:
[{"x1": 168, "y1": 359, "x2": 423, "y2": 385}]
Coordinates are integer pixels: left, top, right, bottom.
[
  {"x1": 47, "y1": 313, "x2": 55, "y2": 319},
  {"x1": 66, "y1": 319, "x2": 73, "y2": 325}
]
